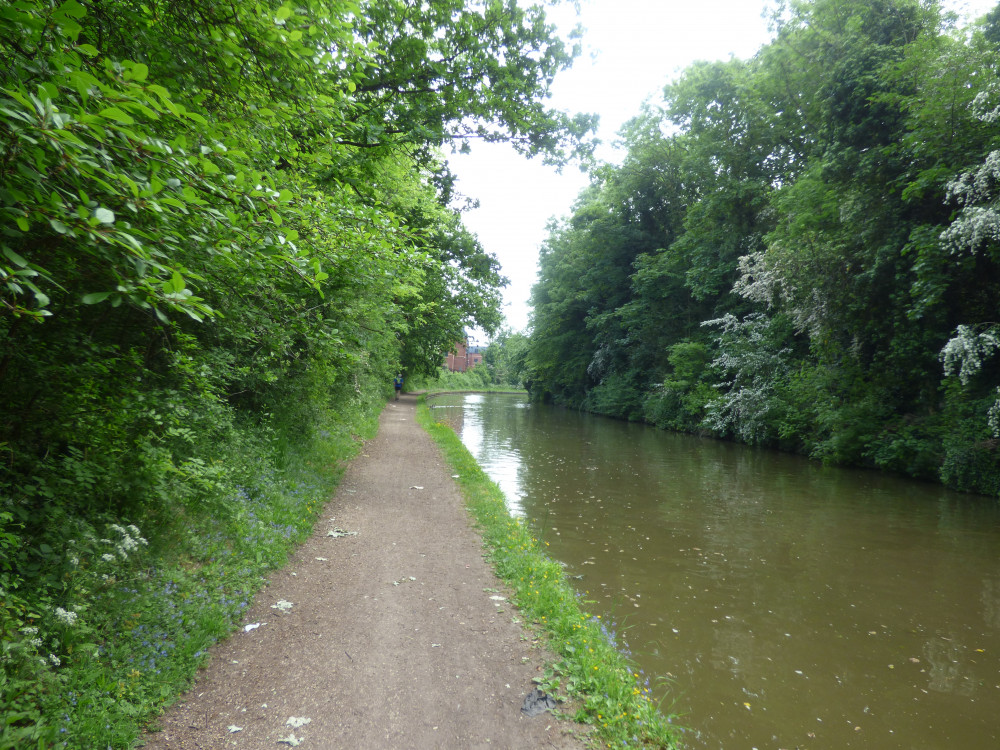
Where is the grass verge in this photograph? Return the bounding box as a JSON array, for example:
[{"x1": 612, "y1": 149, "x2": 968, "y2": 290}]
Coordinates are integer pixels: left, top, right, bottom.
[{"x1": 416, "y1": 397, "x2": 679, "y2": 749}]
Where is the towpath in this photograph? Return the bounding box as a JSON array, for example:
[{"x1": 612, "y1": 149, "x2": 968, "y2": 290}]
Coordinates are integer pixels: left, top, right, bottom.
[{"x1": 142, "y1": 394, "x2": 586, "y2": 749}]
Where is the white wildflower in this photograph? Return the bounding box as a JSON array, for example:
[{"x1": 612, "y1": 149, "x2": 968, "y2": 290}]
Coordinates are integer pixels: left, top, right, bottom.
[
  {"x1": 48, "y1": 654, "x2": 60, "y2": 666},
  {"x1": 101, "y1": 553, "x2": 116, "y2": 563},
  {"x1": 21, "y1": 627, "x2": 43, "y2": 649},
  {"x1": 54, "y1": 607, "x2": 78, "y2": 626},
  {"x1": 68, "y1": 555, "x2": 79, "y2": 567}
]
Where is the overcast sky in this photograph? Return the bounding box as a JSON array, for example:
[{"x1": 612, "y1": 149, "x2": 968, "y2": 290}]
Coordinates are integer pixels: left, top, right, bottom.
[{"x1": 449, "y1": 0, "x2": 997, "y2": 339}]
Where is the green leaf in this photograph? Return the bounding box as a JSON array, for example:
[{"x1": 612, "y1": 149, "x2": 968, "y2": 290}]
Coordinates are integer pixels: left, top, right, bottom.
[
  {"x1": 182, "y1": 110, "x2": 208, "y2": 125},
  {"x1": 129, "y1": 62, "x2": 149, "y2": 82},
  {"x1": 2, "y1": 246, "x2": 29, "y2": 267},
  {"x1": 49, "y1": 219, "x2": 69, "y2": 234},
  {"x1": 99, "y1": 107, "x2": 135, "y2": 125},
  {"x1": 56, "y1": 0, "x2": 86, "y2": 20},
  {"x1": 94, "y1": 207, "x2": 115, "y2": 224},
  {"x1": 15, "y1": 217, "x2": 29, "y2": 232},
  {"x1": 82, "y1": 292, "x2": 110, "y2": 304}
]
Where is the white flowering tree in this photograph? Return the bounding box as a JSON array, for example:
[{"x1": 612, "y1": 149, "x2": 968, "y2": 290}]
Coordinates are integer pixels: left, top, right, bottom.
[
  {"x1": 939, "y1": 85, "x2": 1000, "y2": 437},
  {"x1": 701, "y1": 313, "x2": 791, "y2": 445}
]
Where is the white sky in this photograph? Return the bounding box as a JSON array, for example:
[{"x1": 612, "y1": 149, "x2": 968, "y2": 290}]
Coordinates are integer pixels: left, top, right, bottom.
[{"x1": 449, "y1": 0, "x2": 997, "y2": 339}]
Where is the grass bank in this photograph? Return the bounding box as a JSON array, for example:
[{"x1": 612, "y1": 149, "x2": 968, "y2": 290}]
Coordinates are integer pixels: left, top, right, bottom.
[{"x1": 416, "y1": 397, "x2": 679, "y2": 749}]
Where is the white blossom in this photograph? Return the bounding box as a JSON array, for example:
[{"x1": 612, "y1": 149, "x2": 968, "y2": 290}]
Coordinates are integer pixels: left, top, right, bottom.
[
  {"x1": 54, "y1": 607, "x2": 78, "y2": 626},
  {"x1": 972, "y1": 88, "x2": 1000, "y2": 123},
  {"x1": 988, "y1": 389, "x2": 1000, "y2": 438},
  {"x1": 940, "y1": 325, "x2": 1000, "y2": 385}
]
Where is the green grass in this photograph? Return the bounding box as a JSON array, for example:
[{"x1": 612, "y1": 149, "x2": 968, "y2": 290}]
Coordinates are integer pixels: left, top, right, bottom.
[{"x1": 416, "y1": 397, "x2": 680, "y2": 749}]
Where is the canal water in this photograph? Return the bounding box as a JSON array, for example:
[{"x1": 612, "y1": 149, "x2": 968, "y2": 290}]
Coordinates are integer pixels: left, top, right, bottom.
[{"x1": 429, "y1": 393, "x2": 1000, "y2": 750}]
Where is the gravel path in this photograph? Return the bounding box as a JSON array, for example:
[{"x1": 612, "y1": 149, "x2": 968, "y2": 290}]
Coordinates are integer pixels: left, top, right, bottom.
[{"x1": 142, "y1": 394, "x2": 587, "y2": 749}]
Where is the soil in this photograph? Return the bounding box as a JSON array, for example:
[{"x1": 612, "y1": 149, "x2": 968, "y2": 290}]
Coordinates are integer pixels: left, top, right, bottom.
[{"x1": 141, "y1": 394, "x2": 588, "y2": 749}]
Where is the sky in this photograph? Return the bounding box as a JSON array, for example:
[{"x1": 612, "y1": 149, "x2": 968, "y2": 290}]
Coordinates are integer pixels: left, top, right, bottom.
[{"x1": 448, "y1": 0, "x2": 997, "y2": 340}]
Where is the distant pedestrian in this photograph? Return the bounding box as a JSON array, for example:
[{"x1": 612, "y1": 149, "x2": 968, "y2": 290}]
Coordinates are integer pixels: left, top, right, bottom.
[{"x1": 393, "y1": 374, "x2": 403, "y2": 400}]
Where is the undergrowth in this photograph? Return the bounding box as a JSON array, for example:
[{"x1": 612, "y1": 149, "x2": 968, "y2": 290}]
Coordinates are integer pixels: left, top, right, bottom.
[
  {"x1": 416, "y1": 397, "x2": 679, "y2": 749},
  {"x1": 1, "y1": 401, "x2": 382, "y2": 749}
]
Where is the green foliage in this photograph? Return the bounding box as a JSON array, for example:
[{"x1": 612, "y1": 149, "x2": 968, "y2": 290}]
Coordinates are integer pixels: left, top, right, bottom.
[
  {"x1": 0, "y1": 0, "x2": 595, "y2": 741},
  {"x1": 527, "y1": 0, "x2": 1000, "y2": 496},
  {"x1": 483, "y1": 327, "x2": 531, "y2": 387},
  {"x1": 414, "y1": 363, "x2": 523, "y2": 393},
  {"x1": 642, "y1": 342, "x2": 715, "y2": 432}
]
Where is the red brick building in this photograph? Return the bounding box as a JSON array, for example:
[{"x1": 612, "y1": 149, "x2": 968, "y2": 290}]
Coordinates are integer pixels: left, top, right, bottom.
[{"x1": 444, "y1": 338, "x2": 484, "y2": 372}]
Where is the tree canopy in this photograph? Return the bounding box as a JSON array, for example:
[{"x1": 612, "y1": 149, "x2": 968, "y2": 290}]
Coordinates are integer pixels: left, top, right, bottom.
[
  {"x1": 528, "y1": 0, "x2": 1000, "y2": 495},
  {"x1": 0, "y1": 3, "x2": 594, "y2": 741}
]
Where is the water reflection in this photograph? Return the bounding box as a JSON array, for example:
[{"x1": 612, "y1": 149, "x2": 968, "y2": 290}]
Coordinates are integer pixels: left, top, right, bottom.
[{"x1": 430, "y1": 393, "x2": 1000, "y2": 750}]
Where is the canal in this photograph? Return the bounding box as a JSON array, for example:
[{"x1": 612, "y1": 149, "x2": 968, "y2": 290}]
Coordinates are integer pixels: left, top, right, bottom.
[{"x1": 429, "y1": 393, "x2": 1000, "y2": 750}]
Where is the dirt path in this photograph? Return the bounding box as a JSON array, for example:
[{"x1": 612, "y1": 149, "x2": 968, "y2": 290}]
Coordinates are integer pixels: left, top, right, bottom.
[{"x1": 142, "y1": 394, "x2": 587, "y2": 749}]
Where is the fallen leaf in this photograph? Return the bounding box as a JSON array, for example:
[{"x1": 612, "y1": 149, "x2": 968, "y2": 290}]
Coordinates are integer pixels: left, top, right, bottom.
[
  {"x1": 227, "y1": 725, "x2": 243, "y2": 733},
  {"x1": 271, "y1": 600, "x2": 293, "y2": 612},
  {"x1": 327, "y1": 528, "x2": 357, "y2": 538}
]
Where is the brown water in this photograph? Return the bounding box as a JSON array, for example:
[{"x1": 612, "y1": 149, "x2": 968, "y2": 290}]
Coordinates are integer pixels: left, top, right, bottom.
[{"x1": 429, "y1": 393, "x2": 1000, "y2": 750}]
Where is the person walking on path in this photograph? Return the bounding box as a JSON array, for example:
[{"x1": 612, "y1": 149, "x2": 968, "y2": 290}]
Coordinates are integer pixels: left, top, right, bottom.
[
  {"x1": 393, "y1": 373, "x2": 403, "y2": 400},
  {"x1": 141, "y1": 396, "x2": 584, "y2": 749}
]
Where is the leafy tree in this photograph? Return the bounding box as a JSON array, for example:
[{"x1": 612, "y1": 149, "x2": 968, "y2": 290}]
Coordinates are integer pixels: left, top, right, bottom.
[
  {"x1": 484, "y1": 327, "x2": 531, "y2": 387},
  {"x1": 0, "y1": 0, "x2": 597, "y2": 739},
  {"x1": 525, "y1": 0, "x2": 1000, "y2": 493}
]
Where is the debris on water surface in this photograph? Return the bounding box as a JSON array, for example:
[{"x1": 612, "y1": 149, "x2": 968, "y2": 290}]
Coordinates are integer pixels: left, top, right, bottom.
[{"x1": 521, "y1": 688, "x2": 559, "y2": 717}]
